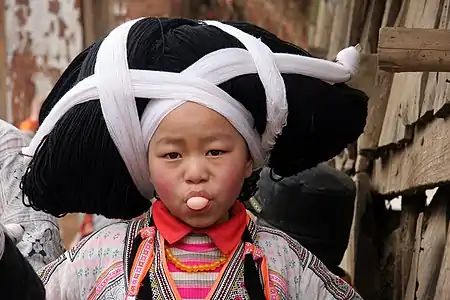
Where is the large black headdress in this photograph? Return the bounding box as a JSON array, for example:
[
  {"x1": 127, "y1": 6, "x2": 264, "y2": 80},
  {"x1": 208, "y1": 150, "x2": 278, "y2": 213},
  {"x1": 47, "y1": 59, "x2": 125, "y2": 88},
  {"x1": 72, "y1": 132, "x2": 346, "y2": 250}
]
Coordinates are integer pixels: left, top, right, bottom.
[{"x1": 21, "y1": 18, "x2": 367, "y2": 219}]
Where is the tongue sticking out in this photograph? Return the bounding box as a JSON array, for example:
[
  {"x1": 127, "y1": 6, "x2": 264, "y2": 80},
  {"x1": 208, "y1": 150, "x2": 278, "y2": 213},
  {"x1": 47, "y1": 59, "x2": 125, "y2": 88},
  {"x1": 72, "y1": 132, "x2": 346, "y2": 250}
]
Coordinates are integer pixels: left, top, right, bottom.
[{"x1": 186, "y1": 196, "x2": 210, "y2": 210}]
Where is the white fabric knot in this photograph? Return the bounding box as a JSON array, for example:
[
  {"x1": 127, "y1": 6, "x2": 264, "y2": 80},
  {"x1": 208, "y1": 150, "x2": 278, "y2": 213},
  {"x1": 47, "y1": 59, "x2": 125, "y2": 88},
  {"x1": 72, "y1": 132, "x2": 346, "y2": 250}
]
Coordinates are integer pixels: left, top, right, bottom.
[{"x1": 335, "y1": 45, "x2": 361, "y2": 79}]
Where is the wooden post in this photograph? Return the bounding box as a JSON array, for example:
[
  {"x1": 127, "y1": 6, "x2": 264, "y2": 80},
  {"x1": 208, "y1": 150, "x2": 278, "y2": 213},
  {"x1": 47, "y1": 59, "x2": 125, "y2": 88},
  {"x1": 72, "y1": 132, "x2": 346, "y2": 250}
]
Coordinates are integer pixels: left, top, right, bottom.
[
  {"x1": 378, "y1": 27, "x2": 450, "y2": 72},
  {"x1": 358, "y1": 0, "x2": 406, "y2": 155},
  {"x1": 309, "y1": 0, "x2": 334, "y2": 58},
  {"x1": 327, "y1": 0, "x2": 352, "y2": 59},
  {"x1": 81, "y1": 0, "x2": 96, "y2": 47},
  {"x1": 400, "y1": 193, "x2": 426, "y2": 300},
  {"x1": 0, "y1": 0, "x2": 7, "y2": 121}
]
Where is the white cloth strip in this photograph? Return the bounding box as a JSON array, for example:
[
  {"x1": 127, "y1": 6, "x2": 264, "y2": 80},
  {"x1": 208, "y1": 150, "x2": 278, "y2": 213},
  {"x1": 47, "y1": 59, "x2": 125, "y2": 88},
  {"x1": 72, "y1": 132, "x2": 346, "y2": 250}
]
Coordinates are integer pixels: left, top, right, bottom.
[
  {"x1": 94, "y1": 18, "x2": 153, "y2": 199},
  {"x1": 23, "y1": 47, "x2": 360, "y2": 159},
  {"x1": 22, "y1": 18, "x2": 361, "y2": 200},
  {"x1": 204, "y1": 20, "x2": 287, "y2": 153}
]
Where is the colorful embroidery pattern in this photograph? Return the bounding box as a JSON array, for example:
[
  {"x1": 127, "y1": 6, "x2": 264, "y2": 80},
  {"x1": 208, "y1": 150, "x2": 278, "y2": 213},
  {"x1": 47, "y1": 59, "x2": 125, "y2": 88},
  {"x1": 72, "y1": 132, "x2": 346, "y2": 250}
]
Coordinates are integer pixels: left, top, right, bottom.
[
  {"x1": 123, "y1": 217, "x2": 147, "y2": 292},
  {"x1": 309, "y1": 256, "x2": 356, "y2": 300},
  {"x1": 38, "y1": 253, "x2": 67, "y2": 285},
  {"x1": 127, "y1": 227, "x2": 156, "y2": 296},
  {"x1": 269, "y1": 270, "x2": 288, "y2": 299},
  {"x1": 88, "y1": 261, "x2": 124, "y2": 300}
]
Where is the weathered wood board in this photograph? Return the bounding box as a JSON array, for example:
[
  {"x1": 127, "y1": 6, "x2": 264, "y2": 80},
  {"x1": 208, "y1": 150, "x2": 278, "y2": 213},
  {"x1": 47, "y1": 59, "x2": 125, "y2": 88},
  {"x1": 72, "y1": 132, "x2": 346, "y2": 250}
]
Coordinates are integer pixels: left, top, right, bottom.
[
  {"x1": 401, "y1": 193, "x2": 425, "y2": 300},
  {"x1": 327, "y1": 0, "x2": 352, "y2": 59},
  {"x1": 433, "y1": 189, "x2": 450, "y2": 300},
  {"x1": 309, "y1": 0, "x2": 333, "y2": 58},
  {"x1": 415, "y1": 189, "x2": 448, "y2": 300},
  {"x1": 377, "y1": 0, "x2": 445, "y2": 149},
  {"x1": 378, "y1": 28, "x2": 450, "y2": 73},
  {"x1": 357, "y1": 0, "x2": 402, "y2": 155},
  {"x1": 422, "y1": 0, "x2": 450, "y2": 120},
  {"x1": 372, "y1": 116, "x2": 450, "y2": 195}
]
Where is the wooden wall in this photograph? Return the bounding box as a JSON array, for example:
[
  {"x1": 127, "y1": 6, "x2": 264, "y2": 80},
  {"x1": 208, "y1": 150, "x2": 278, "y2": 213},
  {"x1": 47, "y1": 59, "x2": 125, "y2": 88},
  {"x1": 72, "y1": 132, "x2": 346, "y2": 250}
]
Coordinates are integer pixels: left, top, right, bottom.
[{"x1": 311, "y1": 0, "x2": 450, "y2": 299}]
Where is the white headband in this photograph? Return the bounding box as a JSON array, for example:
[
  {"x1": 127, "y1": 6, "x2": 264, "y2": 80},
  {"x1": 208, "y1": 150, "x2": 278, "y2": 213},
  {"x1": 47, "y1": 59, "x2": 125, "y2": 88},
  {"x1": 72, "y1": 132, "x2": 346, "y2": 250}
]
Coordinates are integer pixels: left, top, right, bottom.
[{"x1": 22, "y1": 18, "x2": 361, "y2": 200}]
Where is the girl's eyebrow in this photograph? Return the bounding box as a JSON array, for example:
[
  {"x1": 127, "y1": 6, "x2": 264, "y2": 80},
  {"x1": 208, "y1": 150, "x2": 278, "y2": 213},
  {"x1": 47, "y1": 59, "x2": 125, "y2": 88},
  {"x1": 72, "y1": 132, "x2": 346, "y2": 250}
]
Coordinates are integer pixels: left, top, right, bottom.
[
  {"x1": 200, "y1": 133, "x2": 234, "y2": 143},
  {"x1": 154, "y1": 136, "x2": 185, "y2": 147},
  {"x1": 155, "y1": 133, "x2": 234, "y2": 146}
]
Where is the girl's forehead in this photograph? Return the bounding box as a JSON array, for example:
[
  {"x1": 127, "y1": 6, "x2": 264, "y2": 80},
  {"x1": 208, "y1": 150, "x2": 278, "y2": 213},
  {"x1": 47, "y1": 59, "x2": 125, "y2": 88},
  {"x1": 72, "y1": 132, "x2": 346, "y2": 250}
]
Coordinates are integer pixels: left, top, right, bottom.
[{"x1": 155, "y1": 102, "x2": 239, "y2": 136}]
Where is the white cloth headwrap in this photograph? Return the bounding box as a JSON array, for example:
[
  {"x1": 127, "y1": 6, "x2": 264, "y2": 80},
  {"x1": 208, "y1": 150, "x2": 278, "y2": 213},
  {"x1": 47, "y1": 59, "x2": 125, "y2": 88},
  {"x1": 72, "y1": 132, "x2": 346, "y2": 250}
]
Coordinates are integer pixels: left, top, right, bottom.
[{"x1": 22, "y1": 18, "x2": 361, "y2": 200}]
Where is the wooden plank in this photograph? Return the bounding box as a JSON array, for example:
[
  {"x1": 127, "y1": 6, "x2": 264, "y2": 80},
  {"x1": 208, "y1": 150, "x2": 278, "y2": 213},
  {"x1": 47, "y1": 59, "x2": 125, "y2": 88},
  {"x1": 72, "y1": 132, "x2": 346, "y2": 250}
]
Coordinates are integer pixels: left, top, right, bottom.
[
  {"x1": 346, "y1": 0, "x2": 368, "y2": 48},
  {"x1": 415, "y1": 188, "x2": 448, "y2": 299},
  {"x1": 433, "y1": 189, "x2": 450, "y2": 299},
  {"x1": 357, "y1": 0, "x2": 403, "y2": 155},
  {"x1": 377, "y1": 72, "x2": 413, "y2": 148},
  {"x1": 381, "y1": 0, "x2": 403, "y2": 28},
  {"x1": 0, "y1": 0, "x2": 7, "y2": 121},
  {"x1": 359, "y1": 0, "x2": 386, "y2": 53},
  {"x1": 379, "y1": 27, "x2": 450, "y2": 51},
  {"x1": 81, "y1": 0, "x2": 96, "y2": 47},
  {"x1": 372, "y1": 116, "x2": 450, "y2": 195},
  {"x1": 419, "y1": 0, "x2": 449, "y2": 121},
  {"x1": 310, "y1": 0, "x2": 334, "y2": 58},
  {"x1": 378, "y1": 28, "x2": 450, "y2": 72},
  {"x1": 345, "y1": 172, "x2": 381, "y2": 299},
  {"x1": 372, "y1": 0, "x2": 411, "y2": 150},
  {"x1": 327, "y1": 0, "x2": 352, "y2": 59},
  {"x1": 404, "y1": 212, "x2": 424, "y2": 300},
  {"x1": 422, "y1": 0, "x2": 450, "y2": 120},
  {"x1": 377, "y1": 209, "x2": 403, "y2": 300},
  {"x1": 359, "y1": 70, "x2": 394, "y2": 154},
  {"x1": 401, "y1": 193, "x2": 426, "y2": 300},
  {"x1": 378, "y1": 0, "x2": 444, "y2": 148}
]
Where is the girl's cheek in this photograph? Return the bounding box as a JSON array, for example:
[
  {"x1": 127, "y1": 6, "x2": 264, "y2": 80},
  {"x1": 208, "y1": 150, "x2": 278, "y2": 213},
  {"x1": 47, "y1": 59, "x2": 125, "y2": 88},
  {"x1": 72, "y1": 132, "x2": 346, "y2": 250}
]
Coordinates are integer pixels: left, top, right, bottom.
[
  {"x1": 217, "y1": 165, "x2": 247, "y2": 197},
  {"x1": 150, "y1": 169, "x2": 175, "y2": 200}
]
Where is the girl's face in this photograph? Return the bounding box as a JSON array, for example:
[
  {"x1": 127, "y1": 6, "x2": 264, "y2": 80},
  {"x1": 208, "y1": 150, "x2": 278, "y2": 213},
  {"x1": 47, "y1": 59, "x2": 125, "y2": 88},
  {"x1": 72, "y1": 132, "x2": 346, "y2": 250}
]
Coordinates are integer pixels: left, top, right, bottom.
[{"x1": 148, "y1": 102, "x2": 253, "y2": 228}]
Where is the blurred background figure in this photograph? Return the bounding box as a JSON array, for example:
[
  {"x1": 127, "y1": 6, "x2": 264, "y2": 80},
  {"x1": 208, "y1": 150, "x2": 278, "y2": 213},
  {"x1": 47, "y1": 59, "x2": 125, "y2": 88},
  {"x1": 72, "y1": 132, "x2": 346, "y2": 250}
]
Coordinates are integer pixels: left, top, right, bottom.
[{"x1": 249, "y1": 164, "x2": 356, "y2": 285}]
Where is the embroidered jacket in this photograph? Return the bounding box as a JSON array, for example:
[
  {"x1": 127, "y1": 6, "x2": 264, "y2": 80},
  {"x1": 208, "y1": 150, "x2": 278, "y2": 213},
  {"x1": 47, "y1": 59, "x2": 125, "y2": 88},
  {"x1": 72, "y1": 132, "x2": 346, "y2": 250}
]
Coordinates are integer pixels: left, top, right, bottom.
[{"x1": 39, "y1": 214, "x2": 362, "y2": 300}]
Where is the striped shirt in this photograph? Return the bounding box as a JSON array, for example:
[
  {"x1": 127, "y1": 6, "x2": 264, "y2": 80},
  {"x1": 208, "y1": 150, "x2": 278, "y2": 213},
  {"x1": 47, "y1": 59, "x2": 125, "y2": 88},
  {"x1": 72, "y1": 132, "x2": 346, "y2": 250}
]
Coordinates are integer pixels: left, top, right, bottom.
[{"x1": 167, "y1": 234, "x2": 225, "y2": 299}]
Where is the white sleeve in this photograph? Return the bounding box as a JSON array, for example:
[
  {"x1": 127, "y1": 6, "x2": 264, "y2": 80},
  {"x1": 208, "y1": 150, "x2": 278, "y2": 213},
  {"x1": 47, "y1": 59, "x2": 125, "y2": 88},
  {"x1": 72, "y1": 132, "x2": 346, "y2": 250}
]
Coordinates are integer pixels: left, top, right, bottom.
[
  {"x1": 0, "y1": 120, "x2": 64, "y2": 271},
  {"x1": 38, "y1": 252, "x2": 81, "y2": 300},
  {"x1": 299, "y1": 254, "x2": 363, "y2": 300}
]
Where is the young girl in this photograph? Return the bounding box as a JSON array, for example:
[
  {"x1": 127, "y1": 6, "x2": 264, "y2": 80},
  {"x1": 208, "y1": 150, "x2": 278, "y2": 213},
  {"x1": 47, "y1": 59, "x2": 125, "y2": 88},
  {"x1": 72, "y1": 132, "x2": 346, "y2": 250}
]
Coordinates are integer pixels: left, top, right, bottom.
[{"x1": 17, "y1": 17, "x2": 367, "y2": 299}]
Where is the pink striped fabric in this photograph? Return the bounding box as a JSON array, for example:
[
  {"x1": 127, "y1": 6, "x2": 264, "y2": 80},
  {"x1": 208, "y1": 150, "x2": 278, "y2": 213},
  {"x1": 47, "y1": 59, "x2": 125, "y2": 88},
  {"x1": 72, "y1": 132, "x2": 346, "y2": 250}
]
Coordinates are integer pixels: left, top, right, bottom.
[{"x1": 167, "y1": 234, "x2": 225, "y2": 299}]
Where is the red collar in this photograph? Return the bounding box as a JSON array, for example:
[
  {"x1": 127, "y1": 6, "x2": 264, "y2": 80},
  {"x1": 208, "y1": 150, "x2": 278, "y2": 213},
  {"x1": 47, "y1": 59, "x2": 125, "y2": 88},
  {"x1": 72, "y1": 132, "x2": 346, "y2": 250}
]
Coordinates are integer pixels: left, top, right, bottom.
[{"x1": 152, "y1": 200, "x2": 247, "y2": 255}]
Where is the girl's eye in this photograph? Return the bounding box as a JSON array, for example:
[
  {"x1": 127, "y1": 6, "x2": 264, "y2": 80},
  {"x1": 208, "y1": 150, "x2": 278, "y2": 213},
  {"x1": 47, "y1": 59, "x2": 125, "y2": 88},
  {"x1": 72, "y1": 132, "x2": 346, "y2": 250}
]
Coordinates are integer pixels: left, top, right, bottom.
[
  {"x1": 207, "y1": 150, "x2": 224, "y2": 156},
  {"x1": 164, "y1": 152, "x2": 181, "y2": 159}
]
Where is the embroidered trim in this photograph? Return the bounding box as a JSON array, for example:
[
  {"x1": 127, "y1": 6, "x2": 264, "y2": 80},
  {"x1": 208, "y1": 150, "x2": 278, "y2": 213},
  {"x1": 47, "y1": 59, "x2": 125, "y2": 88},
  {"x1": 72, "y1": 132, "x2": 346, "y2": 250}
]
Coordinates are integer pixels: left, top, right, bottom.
[
  {"x1": 88, "y1": 261, "x2": 124, "y2": 300},
  {"x1": 243, "y1": 242, "x2": 264, "y2": 260},
  {"x1": 258, "y1": 225, "x2": 310, "y2": 268},
  {"x1": 309, "y1": 256, "x2": 355, "y2": 300},
  {"x1": 244, "y1": 242, "x2": 279, "y2": 300},
  {"x1": 38, "y1": 253, "x2": 67, "y2": 285},
  {"x1": 259, "y1": 225, "x2": 355, "y2": 300},
  {"x1": 211, "y1": 239, "x2": 246, "y2": 299},
  {"x1": 123, "y1": 217, "x2": 147, "y2": 292},
  {"x1": 269, "y1": 270, "x2": 289, "y2": 299},
  {"x1": 127, "y1": 227, "x2": 156, "y2": 296}
]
